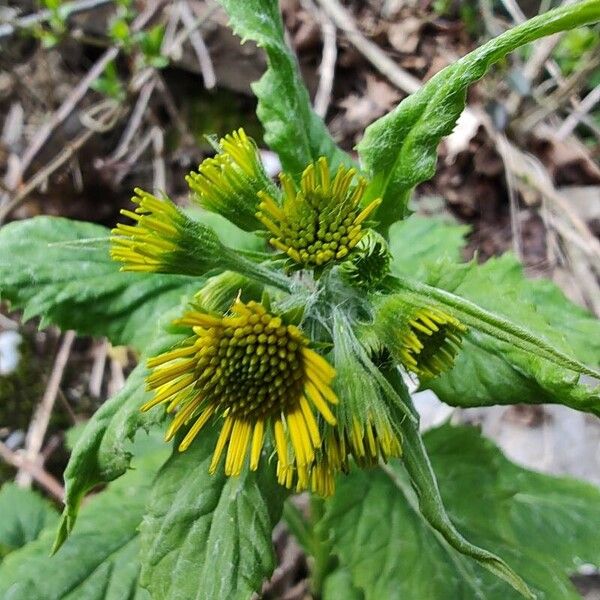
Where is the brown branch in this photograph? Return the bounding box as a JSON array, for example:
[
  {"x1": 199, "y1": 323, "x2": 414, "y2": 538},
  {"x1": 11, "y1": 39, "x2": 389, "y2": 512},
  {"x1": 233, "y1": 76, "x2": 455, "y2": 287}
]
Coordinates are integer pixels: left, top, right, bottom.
[
  {"x1": 0, "y1": 441, "x2": 64, "y2": 502},
  {"x1": 16, "y1": 331, "x2": 76, "y2": 487}
]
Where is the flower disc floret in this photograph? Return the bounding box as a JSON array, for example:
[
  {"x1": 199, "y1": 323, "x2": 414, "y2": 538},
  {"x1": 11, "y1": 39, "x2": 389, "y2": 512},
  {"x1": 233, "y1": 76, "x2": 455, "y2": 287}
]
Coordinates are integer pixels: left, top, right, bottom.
[
  {"x1": 142, "y1": 300, "x2": 339, "y2": 480},
  {"x1": 256, "y1": 157, "x2": 381, "y2": 268}
]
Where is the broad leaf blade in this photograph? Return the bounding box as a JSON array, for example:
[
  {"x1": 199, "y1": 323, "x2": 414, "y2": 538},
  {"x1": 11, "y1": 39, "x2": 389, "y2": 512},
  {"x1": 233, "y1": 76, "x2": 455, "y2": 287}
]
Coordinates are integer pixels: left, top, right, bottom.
[
  {"x1": 217, "y1": 0, "x2": 354, "y2": 178},
  {"x1": 0, "y1": 485, "x2": 57, "y2": 559},
  {"x1": 0, "y1": 217, "x2": 197, "y2": 351},
  {"x1": 0, "y1": 439, "x2": 166, "y2": 600},
  {"x1": 387, "y1": 219, "x2": 600, "y2": 413},
  {"x1": 139, "y1": 426, "x2": 287, "y2": 600},
  {"x1": 55, "y1": 332, "x2": 183, "y2": 550},
  {"x1": 321, "y1": 424, "x2": 600, "y2": 599},
  {"x1": 358, "y1": 0, "x2": 600, "y2": 228}
]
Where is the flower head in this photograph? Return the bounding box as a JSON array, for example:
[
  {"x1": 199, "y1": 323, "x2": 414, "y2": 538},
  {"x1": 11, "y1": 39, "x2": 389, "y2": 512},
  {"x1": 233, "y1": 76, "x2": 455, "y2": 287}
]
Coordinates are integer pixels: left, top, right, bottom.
[
  {"x1": 186, "y1": 128, "x2": 275, "y2": 231},
  {"x1": 110, "y1": 188, "x2": 223, "y2": 275},
  {"x1": 256, "y1": 157, "x2": 381, "y2": 268},
  {"x1": 142, "y1": 299, "x2": 339, "y2": 479},
  {"x1": 374, "y1": 296, "x2": 467, "y2": 378}
]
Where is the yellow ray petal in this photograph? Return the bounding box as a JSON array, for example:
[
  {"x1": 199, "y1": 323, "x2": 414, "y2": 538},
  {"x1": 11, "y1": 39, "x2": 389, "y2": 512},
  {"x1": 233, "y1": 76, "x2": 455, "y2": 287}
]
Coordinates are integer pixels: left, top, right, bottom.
[
  {"x1": 250, "y1": 420, "x2": 265, "y2": 471},
  {"x1": 178, "y1": 404, "x2": 216, "y2": 452},
  {"x1": 274, "y1": 418, "x2": 289, "y2": 470},
  {"x1": 165, "y1": 395, "x2": 202, "y2": 441},
  {"x1": 299, "y1": 395, "x2": 321, "y2": 447},
  {"x1": 209, "y1": 415, "x2": 234, "y2": 474},
  {"x1": 304, "y1": 381, "x2": 336, "y2": 425}
]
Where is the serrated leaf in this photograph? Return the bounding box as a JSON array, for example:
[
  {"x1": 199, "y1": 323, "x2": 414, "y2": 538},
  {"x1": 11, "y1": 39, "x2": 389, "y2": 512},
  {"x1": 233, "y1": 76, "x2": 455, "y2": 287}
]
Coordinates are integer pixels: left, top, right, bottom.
[
  {"x1": 0, "y1": 437, "x2": 166, "y2": 600},
  {"x1": 418, "y1": 255, "x2": 600, "y2": 415},
  {"x1": 0, "y1": 484, "x2": 58, "y2": 559},
  {"x1": 55, "y1": 332, "x2": 183, "y2": 550},
  {"x1": 217, "y1": 0, "x2": 354, "y2": 178},
  {"x1": 358, "y1": 0, "x2": 600, "y2": 228},
  {"x1": 321, "y1": 424, "x2": 600, "y2": 600},
  {"x1": 0, "y1": 217, "x2": 198, "y2": 351},
  {"x1": 139, "y1": 425, "x2": 287, "y2": 600}
]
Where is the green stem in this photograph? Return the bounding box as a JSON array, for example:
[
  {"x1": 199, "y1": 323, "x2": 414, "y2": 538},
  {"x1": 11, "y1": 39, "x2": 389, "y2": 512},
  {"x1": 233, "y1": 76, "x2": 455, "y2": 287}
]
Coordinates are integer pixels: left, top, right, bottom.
[
  {"x1": 282, "y1": 497, "x2": 336, "y2": 598},
  {"x1": 224, "y1": 249, "x2": 292, "y2": 292}
]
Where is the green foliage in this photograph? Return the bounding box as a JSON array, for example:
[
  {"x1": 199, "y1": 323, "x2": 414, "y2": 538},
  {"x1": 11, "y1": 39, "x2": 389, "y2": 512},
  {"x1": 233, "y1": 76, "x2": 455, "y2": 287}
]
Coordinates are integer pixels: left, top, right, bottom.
[
  {"x1": 0, "y1": 437, "x2": 166, "y2": 600},
  {"x1": 36, "y1": 0, "x2": 67, "y2": 48},
  {"x1": 0, "y1": 217, "x2": 198, "y2": 351},
  {"x1": 139, "y1": 428, "x2": 287, "y2": 600},
  {"x1": 420, "y1": 255, "x2": 600, "y2": 414},
  {"x1": 320, "y1": 423, "x2": 600, "y2": 600},
  {"x1": 388, "y1": 215, "x2": 469, "y2": 278},
  {"x1": 0, "y1": 485, "x2": 58, "y2": 559},
  {"x1": 393, "y1": 387, "x2": 532, "y2": 598},
  {"x1": 217, "y1": 0, "x2": 354, "y2": 178},
  {"x1": 54, "y1": 334, "x2": 182, "y2": 550},
  {"x1": 137, "y1": 25, "x2": 169, "y2": 69},
  {"x1": 554, "y1": 26, "x2": 599, "y2": 75},
  {"x1": 322, "y1": 569, "x2": 363, "y2": 600},
  {"x1": 358, "y1": 0, "x2": 600, "y2": 229},
  {"x1": 386, "y1": 219, "x2": 600, "y2": 413},
  {"x1": 6, "y1": 2, "x2": 600, "y2": 599},
  {"x1": 91, "y1": 61, "x2": 126, "y2": 101}
]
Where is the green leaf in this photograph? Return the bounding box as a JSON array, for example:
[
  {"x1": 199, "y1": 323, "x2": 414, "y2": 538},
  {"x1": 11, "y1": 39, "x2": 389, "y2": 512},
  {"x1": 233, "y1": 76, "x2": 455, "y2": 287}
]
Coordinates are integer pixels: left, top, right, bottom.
[
  {"x1": 139, "y1": 426, "x2": 287, "y2": 600},
  {"x1": 0, "y1": 217, "x2": 198, "y2": 351},
  {"x1": 358, "y1": 0, "x2": 600, "y2": 228},
  {"x1": 217, "y1": 0, "x2": 354, "y2": 177},
  {"x1": 321, "y1": 423, "x2": 600, "y2": 599},
  {"x1": 0, "y1": 485, "x2": 58, "y2": 559},
  {"x1": 388, "y1": 215, "x2": 469, "y2": 278},
  {"x1": 55, "y1": 332, "x2": 182, "y2": 551},
  {"x1": 322, "y1": 569, "x2": 363, "y2": 600},
  {"x1": 0, "y1": 437, "x2": 166, "y2": 600},
  {"x1": 417, "y1": 255, "x2": 600, "y2": 415}
]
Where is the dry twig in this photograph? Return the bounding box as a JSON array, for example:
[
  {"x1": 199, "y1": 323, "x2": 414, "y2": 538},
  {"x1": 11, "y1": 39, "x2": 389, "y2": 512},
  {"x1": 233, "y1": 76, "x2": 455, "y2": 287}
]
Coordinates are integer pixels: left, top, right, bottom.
[
  {"x1": 316, "y1": 0, "x2": 420, "y2": 95},
  {"x1": 0, "y1": 441, "x2": 65, "y2": 501},
  {"x1": 178, "y1": 0, "x2": 216, "y2": 89},
  {"x1": 300, "y1": 0, "x2": 337, "y2": 118},
  {"x1": 557, "y1": 84, "x2": 600, "y2": 140},
  {"x1": 0, "y1": 102, "x2": 121, "y2": 224},
  {"x1": 16, "y1": 330, "x2": 76, "y2": 488}
]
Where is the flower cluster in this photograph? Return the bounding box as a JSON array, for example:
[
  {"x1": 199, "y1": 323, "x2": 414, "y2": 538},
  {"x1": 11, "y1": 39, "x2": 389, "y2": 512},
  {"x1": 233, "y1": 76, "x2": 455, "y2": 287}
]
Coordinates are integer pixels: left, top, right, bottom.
[{"x1": 110, "y1": 128, "x2": 467, "y2": 495}]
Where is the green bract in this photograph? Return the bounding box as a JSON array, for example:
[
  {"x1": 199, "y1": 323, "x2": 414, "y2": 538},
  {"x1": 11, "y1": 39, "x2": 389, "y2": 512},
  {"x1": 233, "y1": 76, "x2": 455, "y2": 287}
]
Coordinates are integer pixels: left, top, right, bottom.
[{"x1": 1, "y1": 1, "x2": 599, "y2": 599}]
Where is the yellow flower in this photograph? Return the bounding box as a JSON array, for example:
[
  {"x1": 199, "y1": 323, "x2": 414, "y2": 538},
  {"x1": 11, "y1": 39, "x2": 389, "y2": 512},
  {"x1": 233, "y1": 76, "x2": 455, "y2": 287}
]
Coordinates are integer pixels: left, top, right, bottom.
[
  {"x1": 186, "y1": 128, "x2": 274, "y2": 231},
  {"x1": 142, "y1": 299, "x2": 339, "y2": 479},
  {"x1": 110, "y1": 188, "x2": 222, "y2": 275},
  {"x1": 256, "y1": 157, "x2": 381, "y2": 268},
  {"x1": 374, "y1": 297, "x2": 467, "y2": 378}
]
